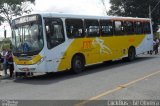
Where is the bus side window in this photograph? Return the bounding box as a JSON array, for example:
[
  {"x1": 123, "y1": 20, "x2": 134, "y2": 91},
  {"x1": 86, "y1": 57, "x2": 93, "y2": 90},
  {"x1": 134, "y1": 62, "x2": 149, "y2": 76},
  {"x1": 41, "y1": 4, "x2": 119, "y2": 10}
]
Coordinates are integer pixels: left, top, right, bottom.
[
  {"x1": 100, "y1": 20, "x2": 113, "y2": 36},
  {"x1": 45, "y1": 18, "x2": 65, "y2": 49},
  {"x1": 143, "y1": 22, "x2": 151, "y2": 34},
  {"x1": 123, "y1": 21, "x2": 134, "y2": 35},
  {"x1": 65, "y1": 19, "x2": 84, "y2": 38},
  {"x1": 114, "y1": 21, "x2": 124, "y2": 35},
  {"x1": 85, "y1": 19, "x2": 100, "y2": 37},
  {"x1": 134, "y1": 21, "x2": 143, "y2": 34}
]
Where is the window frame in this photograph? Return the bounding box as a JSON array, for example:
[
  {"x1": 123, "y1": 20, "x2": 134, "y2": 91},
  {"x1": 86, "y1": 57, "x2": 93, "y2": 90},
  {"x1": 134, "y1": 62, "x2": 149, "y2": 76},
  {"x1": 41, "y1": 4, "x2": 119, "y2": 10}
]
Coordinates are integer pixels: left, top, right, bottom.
[
  {"x1": 100, "y1": 20, "x2": 113, "y2": 37},
  {"x1": 134, "y1": 21, "x2": 143, "y2": 34},
  {"x1": 84, "y1": 19, "x2": 100, "y2": 37},
  {"x1": 114, "y1": 20, "x2": 124, "y2": 35},
  {"x1": 65, "y1": 18, "x2": 85, "y2": 38},
  {"x1": 143, "y1": 22, "x2": 151, "y2": 34},
  {"x1": 123, "y1": 21, "x2": 134, "y2": 35},
  {"x1": 44, "y1": 18, "x2": 65, "y2": 49}
]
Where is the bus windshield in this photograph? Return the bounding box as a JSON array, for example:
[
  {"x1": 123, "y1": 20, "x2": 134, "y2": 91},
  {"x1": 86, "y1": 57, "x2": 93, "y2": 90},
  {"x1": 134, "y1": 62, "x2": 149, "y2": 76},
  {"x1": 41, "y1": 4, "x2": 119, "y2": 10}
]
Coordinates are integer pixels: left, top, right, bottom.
[{"x1": 12, "y1": 15, "x2": 44, "y2": 56}]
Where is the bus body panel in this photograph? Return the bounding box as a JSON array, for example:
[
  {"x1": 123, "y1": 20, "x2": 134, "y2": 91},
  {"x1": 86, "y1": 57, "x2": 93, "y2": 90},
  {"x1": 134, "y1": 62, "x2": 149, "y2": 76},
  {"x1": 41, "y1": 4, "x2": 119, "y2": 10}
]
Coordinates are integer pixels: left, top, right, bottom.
[
  {"x1": 57, "y1": 34, "x2": 147, "y2": 71},
  {"x1": 44, "y1": 39, "x2": 73, "y2": 72}
]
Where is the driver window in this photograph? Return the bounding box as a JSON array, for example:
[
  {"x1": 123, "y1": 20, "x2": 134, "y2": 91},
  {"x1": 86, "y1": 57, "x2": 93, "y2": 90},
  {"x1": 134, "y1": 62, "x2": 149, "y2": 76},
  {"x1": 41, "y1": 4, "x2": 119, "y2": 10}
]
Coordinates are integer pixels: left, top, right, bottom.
[{"x1": 45, "y1": 18, "x2": 65, "y2": 49}]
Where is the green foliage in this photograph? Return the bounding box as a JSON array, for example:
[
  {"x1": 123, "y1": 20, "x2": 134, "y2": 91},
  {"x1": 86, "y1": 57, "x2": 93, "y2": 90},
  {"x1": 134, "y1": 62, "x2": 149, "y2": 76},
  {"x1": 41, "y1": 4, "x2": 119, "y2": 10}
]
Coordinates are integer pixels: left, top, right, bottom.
[
  {"x1": 0, "y1": 38, "x2": 12, "y2": 51},
  {"x1": 108, "y1": 0, "x2": 160, "y2": 32},
  {"x1": 0, "y1": 0, "x2": 35, "y2": 26},
  {"x1": 155, "y1": 32, "x2": 160, "y2": 38}
]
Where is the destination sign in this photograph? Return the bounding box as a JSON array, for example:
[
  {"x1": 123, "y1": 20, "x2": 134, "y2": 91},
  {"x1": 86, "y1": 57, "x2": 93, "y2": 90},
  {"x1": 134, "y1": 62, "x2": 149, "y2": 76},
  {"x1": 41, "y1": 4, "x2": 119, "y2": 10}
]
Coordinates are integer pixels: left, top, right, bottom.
[{"x1": 14, "y1": 15, "x2": 38, "y2": 25}]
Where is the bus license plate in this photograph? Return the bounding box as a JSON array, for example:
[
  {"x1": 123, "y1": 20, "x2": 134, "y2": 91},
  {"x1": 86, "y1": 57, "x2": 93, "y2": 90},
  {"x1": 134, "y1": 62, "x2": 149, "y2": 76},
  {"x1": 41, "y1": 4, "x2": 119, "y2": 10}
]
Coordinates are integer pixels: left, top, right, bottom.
[{"x1": 22, "y1": 68, "x2": 29, "y2": 72}]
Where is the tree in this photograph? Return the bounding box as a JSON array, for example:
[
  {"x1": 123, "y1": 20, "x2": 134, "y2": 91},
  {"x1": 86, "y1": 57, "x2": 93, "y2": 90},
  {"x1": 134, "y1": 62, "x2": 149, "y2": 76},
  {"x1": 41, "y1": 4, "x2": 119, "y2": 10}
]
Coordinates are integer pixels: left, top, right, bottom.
[
  {"x1": 108, "y1": 0, "x2": 160, "y2": 32},
  {"x1": 0, "y1": 38, "x2": 12, "y2": 51},
  {"x1": 0, "y1": 0, "x2": 35, "y2": 26}
]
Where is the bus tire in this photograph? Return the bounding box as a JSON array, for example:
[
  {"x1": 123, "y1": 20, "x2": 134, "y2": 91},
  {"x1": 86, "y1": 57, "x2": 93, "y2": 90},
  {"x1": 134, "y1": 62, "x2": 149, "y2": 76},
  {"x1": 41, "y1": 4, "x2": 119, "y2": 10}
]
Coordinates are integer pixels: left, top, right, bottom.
[
  {"x1": 128, "y1": 47, "x2": 136, "y2": 61},
  {"x1": 71, "y1": 55, "x2": 85, "y2": 74}
]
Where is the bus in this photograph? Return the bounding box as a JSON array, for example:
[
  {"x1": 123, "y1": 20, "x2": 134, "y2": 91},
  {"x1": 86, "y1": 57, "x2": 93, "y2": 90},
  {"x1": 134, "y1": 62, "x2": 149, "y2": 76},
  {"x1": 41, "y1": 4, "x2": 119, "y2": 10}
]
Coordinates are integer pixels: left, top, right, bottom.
[{"x1": 11, "y1": 13, "x2": 153, "y2": 76}]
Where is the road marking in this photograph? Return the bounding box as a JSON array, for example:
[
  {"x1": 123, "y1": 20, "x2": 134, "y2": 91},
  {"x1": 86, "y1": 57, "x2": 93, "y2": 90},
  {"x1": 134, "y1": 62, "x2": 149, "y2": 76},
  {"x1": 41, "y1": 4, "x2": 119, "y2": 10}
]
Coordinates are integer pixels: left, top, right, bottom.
[{"x1": 75, "y1": 70, "x2": 160, "y2": 106}]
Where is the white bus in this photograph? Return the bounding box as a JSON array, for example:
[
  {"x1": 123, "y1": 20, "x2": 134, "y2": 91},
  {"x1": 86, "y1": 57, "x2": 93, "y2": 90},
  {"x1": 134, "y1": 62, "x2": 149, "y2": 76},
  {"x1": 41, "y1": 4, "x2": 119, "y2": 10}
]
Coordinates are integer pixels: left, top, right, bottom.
[{"x1": 11, "y1": 13, "x2": 153, "y2": 76}]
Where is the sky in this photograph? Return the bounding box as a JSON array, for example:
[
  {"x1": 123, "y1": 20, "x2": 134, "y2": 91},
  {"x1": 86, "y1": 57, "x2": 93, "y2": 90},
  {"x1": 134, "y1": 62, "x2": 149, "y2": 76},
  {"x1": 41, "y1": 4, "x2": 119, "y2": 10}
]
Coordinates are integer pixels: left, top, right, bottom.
[
  {"x1": 0, "y1": 0, "x2": 110, "y2": 38},
  {"x1": 33, "y1": 0, "x2": 110, "y2": 15}
]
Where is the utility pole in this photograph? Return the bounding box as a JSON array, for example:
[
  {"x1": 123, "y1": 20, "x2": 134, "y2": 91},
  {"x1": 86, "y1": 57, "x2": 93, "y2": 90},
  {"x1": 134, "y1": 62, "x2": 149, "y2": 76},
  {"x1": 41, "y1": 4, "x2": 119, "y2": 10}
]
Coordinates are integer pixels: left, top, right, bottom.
[
  {"x1": 149, "y1": 0, "x2": 160, "y2": 19},
  {"x1": 149, "y1": 5, "x2": 151, "y2": 19}
]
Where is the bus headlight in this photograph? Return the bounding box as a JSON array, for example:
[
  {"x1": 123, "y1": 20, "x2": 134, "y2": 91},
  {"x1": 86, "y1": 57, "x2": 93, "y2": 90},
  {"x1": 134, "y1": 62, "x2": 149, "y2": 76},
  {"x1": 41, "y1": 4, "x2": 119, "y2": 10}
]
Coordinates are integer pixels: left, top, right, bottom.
[{"x1": 37, "y1": 56, "x2": 46, "y2": 65}]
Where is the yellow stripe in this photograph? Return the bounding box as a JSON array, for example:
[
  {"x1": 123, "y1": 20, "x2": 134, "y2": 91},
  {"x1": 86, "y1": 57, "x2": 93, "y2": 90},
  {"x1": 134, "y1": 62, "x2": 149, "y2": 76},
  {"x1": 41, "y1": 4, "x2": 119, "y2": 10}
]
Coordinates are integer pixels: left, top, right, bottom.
[
  {"x1": 13, "y1": 54, "x2": 42, "y2": 65},
  {"x1": 58, "y1": 35, "x2": 145, "y2": 71},
  {"x1": 75, "y1": 70, "x2": 160, "y2": 106}
]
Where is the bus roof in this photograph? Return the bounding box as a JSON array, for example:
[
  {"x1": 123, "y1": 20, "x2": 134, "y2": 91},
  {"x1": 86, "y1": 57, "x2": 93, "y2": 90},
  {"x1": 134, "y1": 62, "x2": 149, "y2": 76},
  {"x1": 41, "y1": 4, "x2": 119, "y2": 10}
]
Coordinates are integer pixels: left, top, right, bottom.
[{"x1": 14, "y1": 12, "x2": 151, "y2": 21}]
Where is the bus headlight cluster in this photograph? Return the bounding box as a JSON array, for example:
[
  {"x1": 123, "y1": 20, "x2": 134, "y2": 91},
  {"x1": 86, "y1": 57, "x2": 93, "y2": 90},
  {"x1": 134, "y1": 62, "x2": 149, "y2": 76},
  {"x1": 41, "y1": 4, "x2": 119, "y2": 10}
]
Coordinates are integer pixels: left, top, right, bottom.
[{"x1": 37, "y1": 56, "x2": 46, "y2": 65}]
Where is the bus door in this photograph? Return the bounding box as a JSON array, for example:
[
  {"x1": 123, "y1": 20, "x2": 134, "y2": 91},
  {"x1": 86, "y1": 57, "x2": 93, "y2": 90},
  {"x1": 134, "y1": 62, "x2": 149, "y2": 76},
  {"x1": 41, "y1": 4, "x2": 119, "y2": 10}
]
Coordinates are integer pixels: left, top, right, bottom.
[{"x1": 44, "y1": 18, "x2": 65, "y2": 72}]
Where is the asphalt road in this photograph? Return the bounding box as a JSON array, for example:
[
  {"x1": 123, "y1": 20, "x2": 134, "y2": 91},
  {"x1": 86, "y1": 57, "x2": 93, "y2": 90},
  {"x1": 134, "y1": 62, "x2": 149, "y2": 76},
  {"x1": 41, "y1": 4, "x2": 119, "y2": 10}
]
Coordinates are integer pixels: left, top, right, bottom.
[{"x1": 0, "y1": 54, "x2": 160, "y2": 105}]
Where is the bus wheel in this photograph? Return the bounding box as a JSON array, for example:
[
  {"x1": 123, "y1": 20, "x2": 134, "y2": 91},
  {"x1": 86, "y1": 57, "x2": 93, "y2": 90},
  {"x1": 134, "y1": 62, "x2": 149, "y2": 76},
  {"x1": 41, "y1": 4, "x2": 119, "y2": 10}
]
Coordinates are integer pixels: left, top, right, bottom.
[
  {"x1": 71, "y1": 55, "x2": 85, "y2": 74},
  {"x1": 128, "y1": 47, "x2": 136, "y2": 61}
]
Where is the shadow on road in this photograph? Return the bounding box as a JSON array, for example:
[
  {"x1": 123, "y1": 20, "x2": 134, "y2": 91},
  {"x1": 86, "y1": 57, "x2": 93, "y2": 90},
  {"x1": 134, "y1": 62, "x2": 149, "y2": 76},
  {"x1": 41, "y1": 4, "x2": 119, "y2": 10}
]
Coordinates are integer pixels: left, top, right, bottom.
[{"x1": 13, "y1": 56, "x2": 156, "y2": 85}]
